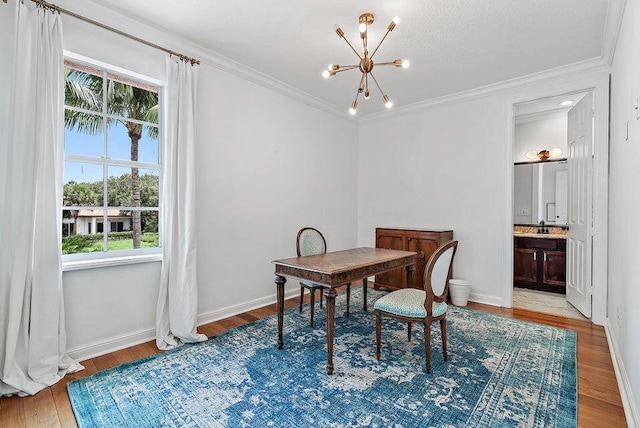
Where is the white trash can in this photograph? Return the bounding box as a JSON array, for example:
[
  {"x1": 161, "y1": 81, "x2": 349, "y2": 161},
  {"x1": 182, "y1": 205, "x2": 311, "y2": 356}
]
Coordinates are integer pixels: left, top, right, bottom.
[{"x1": 449, "y1": 279, "x2": 472, "y2": 306}]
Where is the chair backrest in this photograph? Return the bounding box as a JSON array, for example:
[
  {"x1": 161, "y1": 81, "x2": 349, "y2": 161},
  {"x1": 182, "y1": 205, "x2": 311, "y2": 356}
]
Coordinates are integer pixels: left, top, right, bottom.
[
  {"x1": 296, "y1": 227, "x2": 327, "y2": 257},
  {"x1": 423, "y1": 240, "x2": 458, "y2": 311}
]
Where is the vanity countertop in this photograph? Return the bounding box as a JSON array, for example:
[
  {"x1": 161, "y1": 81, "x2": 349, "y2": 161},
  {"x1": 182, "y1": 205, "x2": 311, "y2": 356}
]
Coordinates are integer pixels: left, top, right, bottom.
[{"x1": 513, "y1": 232, "x2": 566, "y2": 239}]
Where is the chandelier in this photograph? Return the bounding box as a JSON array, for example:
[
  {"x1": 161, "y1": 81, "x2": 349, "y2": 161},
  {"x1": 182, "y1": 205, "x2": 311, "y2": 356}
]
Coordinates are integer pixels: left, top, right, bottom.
[{"x1": 322, "y1": 13, "x2": 410, "y2": 115}]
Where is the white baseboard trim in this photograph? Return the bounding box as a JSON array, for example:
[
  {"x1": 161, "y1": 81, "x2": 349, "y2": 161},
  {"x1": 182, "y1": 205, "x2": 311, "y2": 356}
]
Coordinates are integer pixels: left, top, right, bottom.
[
  {"x1": 68, "y1": 327, "x2": 156, "y2": 362},
  {"x1": 468, "y1": 292, "x2": 502, "y2": 307},
  {"x1": 605, "y1": 319, "x2": 639, "y2": 428},
  {"x1": 66, "y1": 288, "x2": 301, "y2": 362},
  {"x1": 196, "y1": 288, "x2": 301, "y2": 327}
]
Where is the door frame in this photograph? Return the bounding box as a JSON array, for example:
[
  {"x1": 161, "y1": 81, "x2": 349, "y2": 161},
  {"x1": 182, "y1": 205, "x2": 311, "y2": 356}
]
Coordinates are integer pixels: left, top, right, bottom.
[{"x1": 502, "y1": 70, "x2": 609, "y2": 326}]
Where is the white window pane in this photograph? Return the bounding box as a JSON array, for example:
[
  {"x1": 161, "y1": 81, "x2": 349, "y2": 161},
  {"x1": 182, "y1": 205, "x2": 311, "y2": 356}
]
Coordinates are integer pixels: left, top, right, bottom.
[
  {"x1": 61, "y1": 209, "x2": 105, "y2": 254},
  {"x1": 107, "y1": 166, "x2": 159, "y2": 208},
  {"x1": 107, "y1": 121, "x2": 158, "y2": 164},
  {"x1": 63, "y1": 162, "x2": 104, "y2": 207},
  {"x1": 64, "y1": 118, "x2": 104, "y2": 157},
  {"x1": 107, "y1": 211, "x2": 158, "y2": 252},
  {"x1": 64, "y1": 67, "x2": 103, "y2": 112}
]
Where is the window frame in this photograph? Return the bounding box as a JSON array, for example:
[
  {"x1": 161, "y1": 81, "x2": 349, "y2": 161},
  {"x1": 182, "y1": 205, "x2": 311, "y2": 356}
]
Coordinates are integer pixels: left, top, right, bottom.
[{"x1": 62, "y1": 52, "x2": 165, "y2": 270}]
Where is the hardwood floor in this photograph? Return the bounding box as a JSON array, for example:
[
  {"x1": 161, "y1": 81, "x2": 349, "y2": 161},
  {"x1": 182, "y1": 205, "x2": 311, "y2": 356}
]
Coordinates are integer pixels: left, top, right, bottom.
[{"x1": 0, "y1": 287, "x2": 627, "y2": 428}]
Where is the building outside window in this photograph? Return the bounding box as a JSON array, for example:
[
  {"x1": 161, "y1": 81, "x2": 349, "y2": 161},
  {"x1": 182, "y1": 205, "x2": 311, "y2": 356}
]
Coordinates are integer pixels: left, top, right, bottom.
[{"x1": 62, "y1": 59, "x2": 161, "y2": 260}]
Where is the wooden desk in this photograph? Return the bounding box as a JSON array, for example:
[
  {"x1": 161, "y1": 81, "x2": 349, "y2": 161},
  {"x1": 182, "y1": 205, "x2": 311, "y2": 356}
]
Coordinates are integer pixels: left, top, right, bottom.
[{"x1": 273, "y1": 247, "x2": 416, "y2": 375}]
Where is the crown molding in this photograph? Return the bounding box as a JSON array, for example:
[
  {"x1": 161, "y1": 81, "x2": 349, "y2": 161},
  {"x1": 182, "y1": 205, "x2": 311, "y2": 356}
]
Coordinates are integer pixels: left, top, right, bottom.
[
  {"x1": 601, "y1": 0, "x2": 627, "y2": 65},
  {"x1": 189, "y1": 46, "x2": 355, "y2": 123},
  {"x1": 360, "y1": 57, "x2": 610, "y2": 123}
]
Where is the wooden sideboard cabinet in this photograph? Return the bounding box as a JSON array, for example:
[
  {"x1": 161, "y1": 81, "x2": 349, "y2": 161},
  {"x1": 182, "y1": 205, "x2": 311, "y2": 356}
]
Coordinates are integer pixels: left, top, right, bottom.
[
  {"x1": 514, "y1": 236, "x2": 566, "y2": 293},
  {"x1": 374, "y1": 228, "x2": 454, "y2": 291}
]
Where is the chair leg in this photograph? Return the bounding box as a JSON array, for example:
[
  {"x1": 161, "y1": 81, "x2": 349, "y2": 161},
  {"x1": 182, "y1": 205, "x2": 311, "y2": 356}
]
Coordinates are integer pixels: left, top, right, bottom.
[
  {"x1": 309, "y1": 288, "x2": 315, "y2": 327},
  {"x1": 299, "y1": 286, "x2": 304, "y2": 313},
  {"x1": 319, "y1": 291, "x2": 323, "y2": 309},
  {"x1": 440, "y1": 318, "x2": 448, "y2": 361},
  {"x1": 407, "y1": 322, "x2": 412, "y2": 342},
  {"x1": 424, "y1": 322, "x2": 432, "y2": 374},
  {"x1": 375, "y1": 310, "x2": 382, "y2": 360},
  {"x1": 345, "y1": 283, "x2": 351, "y2": 317}
]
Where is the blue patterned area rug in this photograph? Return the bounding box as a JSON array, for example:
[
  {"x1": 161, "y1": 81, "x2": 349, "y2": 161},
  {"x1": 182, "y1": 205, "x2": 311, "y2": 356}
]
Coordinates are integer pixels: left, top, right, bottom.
[{"x1": 68, "y1": 289, "x2": 577, "y2": 427}]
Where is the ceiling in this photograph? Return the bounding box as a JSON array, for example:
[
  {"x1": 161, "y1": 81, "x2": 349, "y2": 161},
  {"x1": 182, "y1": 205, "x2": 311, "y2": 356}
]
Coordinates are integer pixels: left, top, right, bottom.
[
  {"x1": 515, "y1": 91, "x2": 589, "y2": 118},
  {"x1": 89, "y1": 0, "x2": 610, "y2": 117}
]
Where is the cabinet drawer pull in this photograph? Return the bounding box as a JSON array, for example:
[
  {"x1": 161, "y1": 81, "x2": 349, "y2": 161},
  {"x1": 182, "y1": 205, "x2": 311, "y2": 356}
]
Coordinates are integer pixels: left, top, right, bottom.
[
  {"x1": 419, "y1": 251, "x2": 425, "y2": 259},
  {"x1": 543, "y1": 252, "x2": 547, "y2": 262},
  {"x1": 533, "y1": 252, "x2": 536, "y2": 261}
]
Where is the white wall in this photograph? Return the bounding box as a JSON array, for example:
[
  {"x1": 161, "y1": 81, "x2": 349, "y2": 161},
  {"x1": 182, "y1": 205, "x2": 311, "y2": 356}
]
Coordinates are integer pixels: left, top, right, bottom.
[
  {"x1": 357, "y1": 64, "x2": 609, "y2": 313},
  {"x1": 608, "y1": 0, "x2": 640, "y2": 423},
  {"x1": 513, "y1": 164, "x2": 534, "y2": 224},
  {"x1": 194, "y1": 63, "x2": 359, "y2": 319},
  {"x1": 0, "y1": 1, "x2": 358, "y2": 360},
  {"x1": 357, "y1": 97, "x2": 506, "y2": 306}
]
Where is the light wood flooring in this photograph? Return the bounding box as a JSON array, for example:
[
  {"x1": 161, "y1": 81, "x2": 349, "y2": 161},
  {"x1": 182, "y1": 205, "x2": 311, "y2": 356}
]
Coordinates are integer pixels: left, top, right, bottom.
[{"x1": 0, "y1": 286, "x2": 627, "y2": 428}]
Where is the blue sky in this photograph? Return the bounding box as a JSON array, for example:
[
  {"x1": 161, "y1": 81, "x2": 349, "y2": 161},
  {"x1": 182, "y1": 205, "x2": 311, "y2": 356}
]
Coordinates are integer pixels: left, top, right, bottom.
[{"x1": 64, "y1": 121, "x2": 159, "y2": 185}]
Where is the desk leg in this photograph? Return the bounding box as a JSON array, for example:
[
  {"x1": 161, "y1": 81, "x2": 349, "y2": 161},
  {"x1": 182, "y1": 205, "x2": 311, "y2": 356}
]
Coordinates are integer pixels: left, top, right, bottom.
[
  {"x1": 325, "y1": 287, "x2": 337, "y2": 375},
  {"x1": 362, "y1": 278, "x2": 368, "y2": 311},
  {"x1": 406, "y1": 264, "x2": 415, "y2": 289},
  {"x1": 345, "y1": 283, "x2": 351, "y2": 317},
  {"x1": 275, "y1": 275, "x2": 286, "y2": 349}
]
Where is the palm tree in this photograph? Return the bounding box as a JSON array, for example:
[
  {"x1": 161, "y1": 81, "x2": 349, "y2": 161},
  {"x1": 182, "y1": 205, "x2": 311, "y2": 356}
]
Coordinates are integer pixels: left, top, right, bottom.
[{"x1": 64, "y1": 68, "x2": 158, "y2": 248}]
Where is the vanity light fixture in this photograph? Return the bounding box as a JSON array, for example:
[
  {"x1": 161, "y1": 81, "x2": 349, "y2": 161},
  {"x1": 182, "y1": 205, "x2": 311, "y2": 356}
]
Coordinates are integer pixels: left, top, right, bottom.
[
  {"x1": 322, "y1": 13, "x2": 409, "y2": 115},
  {"x1": 525, "y1": 148, "x2": 563, "y2": 160}
]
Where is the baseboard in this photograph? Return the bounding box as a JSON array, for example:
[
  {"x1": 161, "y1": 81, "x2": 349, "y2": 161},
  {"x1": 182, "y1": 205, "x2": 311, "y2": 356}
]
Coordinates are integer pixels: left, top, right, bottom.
[
  {"x1": 68, "y1": 327, "x2": 156, "y2": 362},
  {"x1": 66, "y1": 288, "x2": 301, "y2": 362},
  {"x1": 605, "y1": 318, "x2": 639, "y2": 428},
  {"x1": 196, "y1": 288, "x2": 300, "y2": 327},
  {"x1": 468, "y1": 292, "x2": 502, "y2": 307}
]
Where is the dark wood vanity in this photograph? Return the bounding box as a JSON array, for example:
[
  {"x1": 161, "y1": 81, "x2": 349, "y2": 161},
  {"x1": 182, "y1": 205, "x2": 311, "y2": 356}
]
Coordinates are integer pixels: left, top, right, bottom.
[{"x1": 514, "y1": 235, "x2": 566, "y2": 294}]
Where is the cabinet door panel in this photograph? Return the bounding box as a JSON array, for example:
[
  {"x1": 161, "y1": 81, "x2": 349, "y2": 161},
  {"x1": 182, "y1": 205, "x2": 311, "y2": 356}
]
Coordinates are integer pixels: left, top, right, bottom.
[
  {"x1": 407, "y1": 237, "x2": 439, "y2": 288},
  {"x1": 375, "y1": 233, "x2": 405, "y2": 290},
  {"x1": 543, "y1": 250, "x2": 566, "y2": 286},
  {"x1": 514, "y1": 248, "x2": 537, "y2": 284}
]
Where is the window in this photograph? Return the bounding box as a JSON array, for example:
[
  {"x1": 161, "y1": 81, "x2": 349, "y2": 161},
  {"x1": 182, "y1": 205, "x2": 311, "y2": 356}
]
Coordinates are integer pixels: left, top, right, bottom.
[{"x1": 62, "y1": 59, "x2": 161, "y2": 262}]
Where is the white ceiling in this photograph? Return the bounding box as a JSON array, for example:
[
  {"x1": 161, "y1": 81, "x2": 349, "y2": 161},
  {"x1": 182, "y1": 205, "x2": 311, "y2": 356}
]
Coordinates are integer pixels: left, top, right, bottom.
[{"x1": 89, "y1": 0, "x2": 610, "y2": 117}]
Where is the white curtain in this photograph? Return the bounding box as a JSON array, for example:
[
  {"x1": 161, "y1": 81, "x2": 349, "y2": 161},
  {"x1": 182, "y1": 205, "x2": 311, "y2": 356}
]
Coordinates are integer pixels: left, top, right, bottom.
[
  {"x1": 156, "y1": 57, "x2": 208, "y2": 350},
  {"x1": 0, "y1": 2, "x2": 83, "y2": 396}
]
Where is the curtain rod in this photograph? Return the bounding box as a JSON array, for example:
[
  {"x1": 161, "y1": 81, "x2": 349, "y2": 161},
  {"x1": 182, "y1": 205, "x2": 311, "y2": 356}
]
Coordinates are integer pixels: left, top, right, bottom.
[{"x1": 9, "y1": 0, "x2": 200, "y2": 65}]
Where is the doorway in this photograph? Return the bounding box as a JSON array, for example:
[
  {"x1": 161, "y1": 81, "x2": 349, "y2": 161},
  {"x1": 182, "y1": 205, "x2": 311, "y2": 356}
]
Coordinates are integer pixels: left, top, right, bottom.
[{"x1": 511, "y1": 91, "x2": 591, "y2": 319}]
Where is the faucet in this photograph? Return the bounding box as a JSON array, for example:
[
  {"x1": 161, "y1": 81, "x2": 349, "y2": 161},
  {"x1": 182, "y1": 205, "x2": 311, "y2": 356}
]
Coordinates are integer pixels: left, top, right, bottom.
[{"x1": 538, "y1": 220, "x2": 548, "y2": 234}]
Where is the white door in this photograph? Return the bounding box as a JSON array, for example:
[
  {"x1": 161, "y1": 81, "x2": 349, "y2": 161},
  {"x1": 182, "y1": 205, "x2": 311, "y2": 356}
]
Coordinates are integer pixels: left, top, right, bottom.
[
  {"x1": 555, "y1": 170, "x2": 568, "y2": 224},
  {"x1": 566, "y1": 92, "x2": 593, "y2": 317}
]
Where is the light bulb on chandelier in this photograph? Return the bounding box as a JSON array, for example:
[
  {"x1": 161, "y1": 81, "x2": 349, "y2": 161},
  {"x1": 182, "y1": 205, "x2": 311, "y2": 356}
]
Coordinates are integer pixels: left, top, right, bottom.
[{"x1": 321, "y1": 12, "x2": 409, "y2": 114}]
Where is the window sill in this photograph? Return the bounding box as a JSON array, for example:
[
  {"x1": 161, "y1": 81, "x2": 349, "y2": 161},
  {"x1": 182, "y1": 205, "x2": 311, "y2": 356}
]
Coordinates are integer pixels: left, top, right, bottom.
[{"x1": 63, "y1": 253, "x2": 162, "y2": 272}]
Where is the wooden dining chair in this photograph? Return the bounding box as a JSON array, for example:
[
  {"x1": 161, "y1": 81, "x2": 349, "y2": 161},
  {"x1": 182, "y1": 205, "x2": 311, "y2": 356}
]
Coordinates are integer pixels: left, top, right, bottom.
[
  {"x1": 374, "y1": 240, "x2": 458, "y2": 373},
  {"x1": 296, "y1": 227, "x2": 351, "y2": 326}
]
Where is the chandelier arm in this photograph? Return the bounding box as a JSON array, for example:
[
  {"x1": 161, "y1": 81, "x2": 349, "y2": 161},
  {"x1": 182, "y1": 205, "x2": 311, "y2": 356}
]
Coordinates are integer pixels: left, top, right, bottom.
[
  {"x1": 365, "y1": 73, "x2": 369, "y2": 95},
  {"x1": 370, "y1": 29, "x2": 392, "y2": 59},
  {"x1": 353, "y1": 88, "x2": 360, "y2": 104},
  {"x1": 375, "y1": 61, "x2": 398, "y2": 66},
  {"x1": 340, "y1": 37, "x2": 363, "y2": 60},
  {"x1": 369, "y1": 71, "x2": 385, "y2": 95},
  {"x1": 334, "y1": 65, "x2": 360, "y2": 72}
]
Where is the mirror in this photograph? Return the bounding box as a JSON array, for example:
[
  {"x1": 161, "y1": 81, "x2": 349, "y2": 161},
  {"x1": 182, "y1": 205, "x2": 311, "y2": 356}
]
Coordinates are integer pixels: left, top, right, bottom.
[{"x1": 514, "y1": 159, "x2": 567, "y2": 225}]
